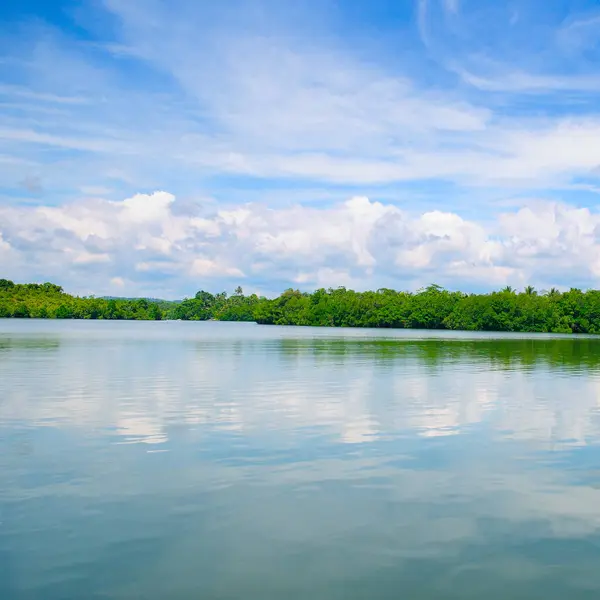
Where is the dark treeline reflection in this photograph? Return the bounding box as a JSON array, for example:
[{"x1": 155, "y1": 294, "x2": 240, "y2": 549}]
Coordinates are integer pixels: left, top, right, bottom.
[
  {"x1": 273, "y1": 338, "x2": 600, "y2": 372},
  {"x1": 0, "y1": 338, "x2": 60, "y2": 352}
]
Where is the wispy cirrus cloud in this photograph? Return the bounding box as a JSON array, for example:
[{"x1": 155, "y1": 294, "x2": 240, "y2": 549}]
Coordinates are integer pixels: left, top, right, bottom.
[
  {"x1": 2, "y1": 0, "x2": 600, "y2": 293},
  {"x1": 558, "y1": 11, "x2": 600, "y2": 51}
]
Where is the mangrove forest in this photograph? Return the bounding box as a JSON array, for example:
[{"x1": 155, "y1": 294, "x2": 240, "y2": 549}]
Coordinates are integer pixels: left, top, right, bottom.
[{"x1": 3, "y1": 278, "x2": 600, "y2": 334}]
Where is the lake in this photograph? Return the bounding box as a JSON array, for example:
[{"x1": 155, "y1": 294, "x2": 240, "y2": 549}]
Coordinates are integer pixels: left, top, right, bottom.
[{"x1": 2, "y1": 320, "x2": 600, "y2": 599}]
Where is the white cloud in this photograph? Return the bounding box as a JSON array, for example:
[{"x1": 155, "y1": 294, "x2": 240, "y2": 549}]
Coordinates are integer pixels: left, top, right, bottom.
[
  {"x1": 80, "y1": 185, "x2": 113, "y2": 196},
  {"x1": 2, "y1": 191, "x2": 600, "y2": 295},
  {"x1": 71, "y1": 251, "x2": 111, "y2": 265},
  {"x1": 558, "y1": 12, "x2": 600, "y2": 51},
  {"x1": 120, "y1": 191, "x2": 175, "y2": 224},
  {"x1": 454, "y1": 66, "x2": 600, "y2": 93},
  {"x1": 191, "y1": 258, "x2": 244, "y2": 278},
  {"x1": 3, "y1": 0, "x2": 600, "y2": 196},
  {"x1": 0, "y1": 232, "x2": 10, "y2": 251},
  {"x1": 442, "y1": 0, "x2": 460, "y2": 15},
  {"x1": 3, "y1": 0, "x2": 600, "y2": 297},
  {"x1": 0, "y1": 83, "x2": 87, "y2": 105}
]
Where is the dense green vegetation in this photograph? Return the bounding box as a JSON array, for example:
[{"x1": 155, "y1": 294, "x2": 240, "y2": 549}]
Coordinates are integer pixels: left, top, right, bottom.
[
  {"x1": 253, "y1": 284, "x2": 600, "y2": 333},
  {"x1": 3, "y1": 278, "x2": 600, "y2": 334},
  {"x1": 0, "y1": 280, "x2": 258, "y2": 322}
]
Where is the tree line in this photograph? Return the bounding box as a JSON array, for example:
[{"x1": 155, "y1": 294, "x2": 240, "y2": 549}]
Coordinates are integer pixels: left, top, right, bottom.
[
  {"x1": 0, "y1": 280, "x2": 257, "y2": 322},
  {"x1": 3, "y1": 278, "x2": 600, "y2": 334}
]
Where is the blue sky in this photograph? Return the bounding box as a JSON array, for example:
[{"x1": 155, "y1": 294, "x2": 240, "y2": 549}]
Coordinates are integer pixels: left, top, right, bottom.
[{"x1": 2, "y1": 0, "x2": 600, "y2": 298}]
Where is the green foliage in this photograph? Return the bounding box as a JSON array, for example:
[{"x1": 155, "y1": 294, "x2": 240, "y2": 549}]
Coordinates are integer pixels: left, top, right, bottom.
[
  {"x1": 3, "y1": 279, "x2": 600, "y2": 333},
  {"x1": 0, "y1": 280, "x2": 259, "y2": 323},
  {"x1": 0, "y1": 279, "x2": 15, "y2": 291},
  {"x1": 0, "y1": 281, "x2": 167, "y2": 321},
  {"x1": 252, "y1": 285, "x2": 600, "y2": 334}
]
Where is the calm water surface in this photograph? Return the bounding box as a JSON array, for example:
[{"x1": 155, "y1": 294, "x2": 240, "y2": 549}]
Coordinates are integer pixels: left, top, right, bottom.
[{"x1": 2, "y1": 320, "x2": 600, "y2": 599}]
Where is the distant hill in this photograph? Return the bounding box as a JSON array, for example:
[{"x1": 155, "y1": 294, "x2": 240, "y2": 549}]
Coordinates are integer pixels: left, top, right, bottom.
[{"x1": 100, "y1": 296, "x2": 179, "y2": 303}]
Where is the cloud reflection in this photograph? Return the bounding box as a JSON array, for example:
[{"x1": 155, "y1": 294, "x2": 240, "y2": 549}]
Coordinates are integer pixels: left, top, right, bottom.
[
  {"x1": 1, "y1": 325, "x2": 600, "y2": 449},
  {"x1": 4, "y1": 324, "x2": 600, "y2": 598}
]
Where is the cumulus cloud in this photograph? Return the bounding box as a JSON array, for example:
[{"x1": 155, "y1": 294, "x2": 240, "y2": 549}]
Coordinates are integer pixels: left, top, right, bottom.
[
  {"x1": 4, "y1": 1, "x2": 600, "y2": 294},
  {"x1": 110, "y1": 277, "x2": 125, "y2": 288},
  {"x1": 1, "y1": 191, "x2": 600, "y2": 296}
]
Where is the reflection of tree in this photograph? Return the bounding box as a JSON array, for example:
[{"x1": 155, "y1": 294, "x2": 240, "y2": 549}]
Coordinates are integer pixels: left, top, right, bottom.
[
  {"x1": 0, "y1": 337, "x2": 61, "y2": 353},
  {"x1": 274, "y1": 338, "x2": 600, "y2": 373},
  {"x1": 3, "y1": 330, "x2": 600, "y2": 449}
]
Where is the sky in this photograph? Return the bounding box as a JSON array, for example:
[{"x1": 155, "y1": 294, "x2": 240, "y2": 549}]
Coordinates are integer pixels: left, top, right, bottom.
[{"x1": 2, "y1": 0, "x2": 600, "y2": 298}]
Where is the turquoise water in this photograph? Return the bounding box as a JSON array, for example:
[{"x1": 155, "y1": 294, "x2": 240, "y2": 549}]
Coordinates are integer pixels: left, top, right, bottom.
[{"x1": 2, "y1": 320, "x2": 600, "y2": 599}]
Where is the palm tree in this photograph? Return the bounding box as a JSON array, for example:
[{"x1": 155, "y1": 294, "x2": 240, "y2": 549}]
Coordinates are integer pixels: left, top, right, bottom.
[
  {"x1": 502, "y1": 285, "x2": 515, "y2": 294},
  {"x1": 524, "y1": 285, "x2": 537, "y2": 296},
  {"x1": 545, "y1": 287, "x2": 560, "y2": 298}
]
